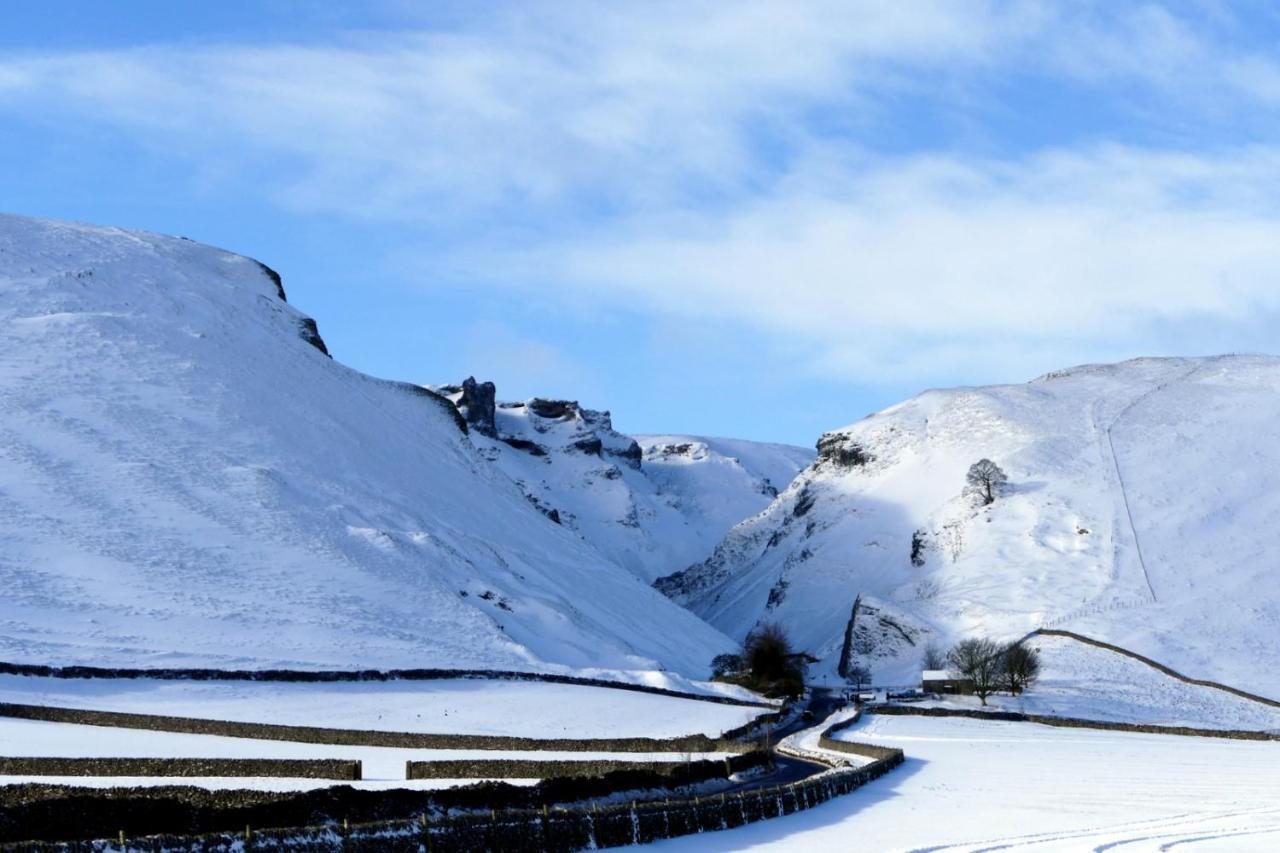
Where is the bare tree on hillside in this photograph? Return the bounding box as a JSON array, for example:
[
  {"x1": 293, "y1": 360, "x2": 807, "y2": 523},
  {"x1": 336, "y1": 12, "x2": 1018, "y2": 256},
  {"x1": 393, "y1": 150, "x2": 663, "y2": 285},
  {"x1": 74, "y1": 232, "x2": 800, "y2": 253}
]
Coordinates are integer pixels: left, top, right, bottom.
[
  {"x1": 948, "y1": 637, "x2": 1002, "y2": 705},
  {"x1": 921, "y1": 641, "x2": 946, "y2": 671},
  {"x1": 1001, "y1": 643, "x2": 1041, "y2": 695},
  {"x1": 965, "y1": 459, "x2": 1009, "y2": 505}
]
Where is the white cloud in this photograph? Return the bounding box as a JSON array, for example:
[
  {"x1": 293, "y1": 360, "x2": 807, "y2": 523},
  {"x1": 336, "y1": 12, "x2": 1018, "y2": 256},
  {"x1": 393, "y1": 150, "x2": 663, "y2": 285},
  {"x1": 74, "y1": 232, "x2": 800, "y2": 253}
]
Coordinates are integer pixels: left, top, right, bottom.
[
  {"x1": 0, "y1": 1, "x2": 1037, "y2": 220},
  {"x1": 497, "y1": 146, "x2": 1280, "y2": 380},
  {"x1": 2, "y1": 2, "x2": 1280, "y2": 383}
]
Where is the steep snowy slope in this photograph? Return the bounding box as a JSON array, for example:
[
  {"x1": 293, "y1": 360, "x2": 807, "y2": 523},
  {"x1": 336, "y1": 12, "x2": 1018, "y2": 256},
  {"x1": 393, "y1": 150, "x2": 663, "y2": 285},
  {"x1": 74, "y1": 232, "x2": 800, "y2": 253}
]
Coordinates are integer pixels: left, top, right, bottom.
[
  {"x1": 431, "y1": 379, "x2": 812, "y2": 581},
  {"x1": 0, "y1": 214, "x2": 734, "y2": 677},
  {"x1": 658, "y1": 356, "x2": 1280, "y2": 696}
]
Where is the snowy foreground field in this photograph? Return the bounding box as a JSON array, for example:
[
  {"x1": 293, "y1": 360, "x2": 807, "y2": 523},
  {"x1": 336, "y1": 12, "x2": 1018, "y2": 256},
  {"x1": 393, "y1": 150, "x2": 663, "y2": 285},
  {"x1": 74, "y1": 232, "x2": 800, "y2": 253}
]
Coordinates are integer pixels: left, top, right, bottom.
[
  {"x1": 0, "y1": 678, "x2": 761, "y2": 793},
  {"x1": 0, "y1": 716, "x2": 731, "y2": 792},
  {"x1": 657, "y1": 714, "x2": 1280, "y2": 852},
  {"x1": 0, "y1": 676, "x2": 763, "y2": 737}
]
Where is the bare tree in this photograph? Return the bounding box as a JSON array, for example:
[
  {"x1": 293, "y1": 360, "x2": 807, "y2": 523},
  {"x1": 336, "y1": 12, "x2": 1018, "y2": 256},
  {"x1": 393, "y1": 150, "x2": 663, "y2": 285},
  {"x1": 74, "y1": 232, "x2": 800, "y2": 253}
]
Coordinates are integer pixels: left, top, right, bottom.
[
  {"x1": 965, "y1": 459, "x2": 1009, "y2": 505},
  {"x1": 939, "y1": 521, "x2": 965, "y2": 563},
  {"x1": 845, "y1": 662, "x2": 872, "y2": 692},
  {"x1": 1001, "y1": 643, "x2": 1041, "y2": 695},
  {"x1": 921, "y1": 641, "x2": 946, "y2": 671},
  {"x1": 948, "y1": 637, "x2": 1002, "y2": 705}
]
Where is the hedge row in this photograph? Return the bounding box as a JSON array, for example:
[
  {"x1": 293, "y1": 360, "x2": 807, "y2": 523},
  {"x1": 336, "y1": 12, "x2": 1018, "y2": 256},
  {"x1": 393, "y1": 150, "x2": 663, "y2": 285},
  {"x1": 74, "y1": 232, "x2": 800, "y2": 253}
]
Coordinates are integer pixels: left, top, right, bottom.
[
  {"x1": 1029, "y1": 629, "x2": 1280, "y2": 709},
  {"x1": 0, "y1": 662, "x2": 770, "y2": 708},
  {"x1": 870, "y1": 704, "x2": 1280, "y2": 741},
  {"x1": 0, "y1": 702, "x2": 758, "y2": 754},
  {"x1": 405, "y1": 751, "x2": 765, "y2": 780},
  {"x1": 0, "y1": 758, "x2": 360, "y2": 780}
]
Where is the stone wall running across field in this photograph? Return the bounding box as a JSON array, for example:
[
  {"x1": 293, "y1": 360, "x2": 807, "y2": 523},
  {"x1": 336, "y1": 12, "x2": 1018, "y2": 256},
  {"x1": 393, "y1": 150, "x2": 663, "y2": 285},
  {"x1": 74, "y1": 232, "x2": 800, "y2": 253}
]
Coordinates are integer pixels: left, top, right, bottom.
[
  {"x1": 0, "y1": 701, "x2": 766, "y2": 754},
  {"x1": 870, "y1": 703, "x2": 1280, "y2": 741},
  {"x1": 0, "y1": 758, "x2": 361, "y2": 780},
  {"x1": 1027, "y1": 629, "x2": 1280, "y2": 709},
  {"x1": 0, "y1": 710, "x2": 904, "y2": 851},
  {"x1": 0, "y1": 662, "x2": 771, "y2": 708},
  {"x1": 405, "y1": 752, "x2": 765, "y2": 780}
]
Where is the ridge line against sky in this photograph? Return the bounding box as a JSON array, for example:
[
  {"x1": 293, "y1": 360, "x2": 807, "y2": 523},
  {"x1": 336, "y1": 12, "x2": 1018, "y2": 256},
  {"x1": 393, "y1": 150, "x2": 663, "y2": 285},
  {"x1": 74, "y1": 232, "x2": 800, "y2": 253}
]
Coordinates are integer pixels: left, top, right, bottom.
[{"x1": 2, "y1": 0, "x2": 1279, "y2": 444}]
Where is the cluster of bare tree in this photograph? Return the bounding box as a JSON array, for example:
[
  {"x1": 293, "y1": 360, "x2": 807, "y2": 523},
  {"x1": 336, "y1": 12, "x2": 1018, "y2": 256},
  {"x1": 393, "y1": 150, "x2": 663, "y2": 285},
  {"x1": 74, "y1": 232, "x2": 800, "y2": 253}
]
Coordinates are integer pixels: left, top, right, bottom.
[{"x1": 927, "y1": 637, "x2": 1041, "y2": 705}]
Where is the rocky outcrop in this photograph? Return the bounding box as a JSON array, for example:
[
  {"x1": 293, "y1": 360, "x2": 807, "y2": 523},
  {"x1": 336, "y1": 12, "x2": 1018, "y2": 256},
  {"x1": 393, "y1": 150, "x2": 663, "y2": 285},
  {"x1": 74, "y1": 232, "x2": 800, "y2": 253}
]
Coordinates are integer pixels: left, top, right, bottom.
[
  {"x1": 528, "y1": 398, "x2": 580, "y2": 420},
  {"x1": 609, "y1": 439, "x2": 644, "y2": 470},
  {"x1": 459, "y1": 377, "x2": 498, "y2": 437},
  {"x1": 296, "y1": 317, "x2": 330, "y2": 356},
  {"x1": 501, "y1": 435, "x2": 548, "y2": 456},
  {"x1": 816, "y1": 432, "x2": 869, "y2": 468},
  {"x1": 254, "y1": 260, "x2": 288, "y2": 301}
]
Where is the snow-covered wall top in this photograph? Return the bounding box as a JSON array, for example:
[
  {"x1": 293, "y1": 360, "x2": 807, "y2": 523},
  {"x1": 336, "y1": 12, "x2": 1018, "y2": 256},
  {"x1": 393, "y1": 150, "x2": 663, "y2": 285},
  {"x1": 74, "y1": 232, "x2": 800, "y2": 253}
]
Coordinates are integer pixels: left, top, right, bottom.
[
  {"x1": 658, "y1": 355, "x2": 1280, "y2": 697},
  {"x1": 430, "y1": 381, "x2": 813, "y2": 583},
  {"x1": 0, "y1": 214, "x2": 734, "y2": 678}
]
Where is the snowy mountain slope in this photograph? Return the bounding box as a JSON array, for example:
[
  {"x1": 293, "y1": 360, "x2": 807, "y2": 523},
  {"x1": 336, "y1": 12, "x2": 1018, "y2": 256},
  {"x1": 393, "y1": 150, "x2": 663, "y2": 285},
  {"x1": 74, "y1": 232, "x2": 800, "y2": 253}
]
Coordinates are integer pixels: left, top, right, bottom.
[
  {"x1": 657, "y1": 356, "x2": 1280, "y2": 696},
  {"x1": 0, "y1": 213, "x2": 735, "y2": 678},
  {"x1": 430, "y1": 379, "x2": 812, "y2": 582}
]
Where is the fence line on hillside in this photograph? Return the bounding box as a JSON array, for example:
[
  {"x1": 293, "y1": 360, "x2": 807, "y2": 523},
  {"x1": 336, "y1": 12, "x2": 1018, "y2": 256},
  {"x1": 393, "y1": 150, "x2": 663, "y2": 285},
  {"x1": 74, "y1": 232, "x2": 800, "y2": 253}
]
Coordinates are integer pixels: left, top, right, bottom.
[{"x1": 1027, "y1": 629, "x2": 1280, "y2": 709}]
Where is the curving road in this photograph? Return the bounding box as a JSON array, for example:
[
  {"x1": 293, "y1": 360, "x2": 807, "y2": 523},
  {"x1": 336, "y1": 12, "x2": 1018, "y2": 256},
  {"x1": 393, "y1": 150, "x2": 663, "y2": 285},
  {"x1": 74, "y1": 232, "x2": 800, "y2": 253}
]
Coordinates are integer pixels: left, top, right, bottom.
[{"x1": 721, "y1": 688, "x2": 847, "y2": 793}]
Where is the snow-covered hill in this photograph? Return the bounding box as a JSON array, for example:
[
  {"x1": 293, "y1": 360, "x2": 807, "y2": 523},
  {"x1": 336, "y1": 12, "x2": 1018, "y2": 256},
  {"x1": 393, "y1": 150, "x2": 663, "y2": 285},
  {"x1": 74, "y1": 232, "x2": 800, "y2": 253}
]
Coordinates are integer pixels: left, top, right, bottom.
[
  {"x1": 431, "y1": 378, "x2": 812, "y2": 582},
  {"x1": 0, "y1": 214, "x2": 736, "y2": 679},
  {"x1": 658, "y1": 356, "x2": 1280, "y2": 696}
]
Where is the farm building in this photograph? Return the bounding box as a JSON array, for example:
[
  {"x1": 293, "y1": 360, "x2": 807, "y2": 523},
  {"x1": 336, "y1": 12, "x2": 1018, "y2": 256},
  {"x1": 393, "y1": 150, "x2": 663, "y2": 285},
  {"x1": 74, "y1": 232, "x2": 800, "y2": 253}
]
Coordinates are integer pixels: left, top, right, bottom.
[{"x1": 922, "y1": 669, "x2": 974, "y2": 695}]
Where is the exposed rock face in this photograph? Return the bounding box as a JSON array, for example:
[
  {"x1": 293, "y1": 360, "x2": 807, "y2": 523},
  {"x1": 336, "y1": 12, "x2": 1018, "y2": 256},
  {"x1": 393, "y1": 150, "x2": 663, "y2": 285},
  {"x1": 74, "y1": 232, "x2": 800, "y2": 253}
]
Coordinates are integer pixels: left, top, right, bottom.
[
  {"x1": 459, "y1": 377, "x2": 498, "y2": 437},
  {"x1": 253, "y1": 260, "x2": 288, "y2": 301},
  {"x1": 528, "y1": 398, "x2": 579, "y2": 420},
  {"x1": 572, "y1": 437, "x2": 604, "y2": 456},
  {"x1": 427, "y1": 380, "x2": 813, "y2": 582},
  {"x1": 816, "y1": 432, "x2": 869, "y2": 468},
  {"x1": 610, "y1": 440, "x2": 644, "y2": 470},
  {"x1": 296, "y1": 318, "x2": 330, "y2": 357},
  {"x1": 501, "y1": 436, "x2": 547, "y2": 456}
]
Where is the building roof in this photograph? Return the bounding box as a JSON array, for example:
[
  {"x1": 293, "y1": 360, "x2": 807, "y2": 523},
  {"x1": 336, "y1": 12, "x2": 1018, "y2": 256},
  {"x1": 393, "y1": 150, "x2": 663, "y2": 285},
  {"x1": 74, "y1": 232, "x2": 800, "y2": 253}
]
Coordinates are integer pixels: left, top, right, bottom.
[{"x1": 922, "y1": 669, "x2": 966, "y2": 681}]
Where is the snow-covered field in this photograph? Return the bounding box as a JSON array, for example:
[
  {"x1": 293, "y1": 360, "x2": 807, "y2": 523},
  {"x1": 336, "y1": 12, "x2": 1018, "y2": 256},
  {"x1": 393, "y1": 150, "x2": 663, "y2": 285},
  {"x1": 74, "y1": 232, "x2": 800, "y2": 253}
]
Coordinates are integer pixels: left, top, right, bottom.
[
  {"x1": 0, "y1": 676, "x2": 764, "y2": 738},
  {"x1": 946, "y1": 633, "x2": 1280, "y2": 731},
  {"x1": 0, "y1": 717, "x2": 733, "y2": 791},
  {"x1": 656, "y1": 714, "x2": 1280, "y2": 852}
]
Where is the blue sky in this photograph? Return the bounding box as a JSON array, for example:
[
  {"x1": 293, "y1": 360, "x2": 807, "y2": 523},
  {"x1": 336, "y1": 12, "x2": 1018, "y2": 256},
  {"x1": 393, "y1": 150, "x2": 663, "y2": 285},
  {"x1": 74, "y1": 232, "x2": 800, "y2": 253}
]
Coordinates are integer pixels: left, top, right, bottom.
[{"x1": 4, "y1": 1, "x2": 1280, "y2": 445}]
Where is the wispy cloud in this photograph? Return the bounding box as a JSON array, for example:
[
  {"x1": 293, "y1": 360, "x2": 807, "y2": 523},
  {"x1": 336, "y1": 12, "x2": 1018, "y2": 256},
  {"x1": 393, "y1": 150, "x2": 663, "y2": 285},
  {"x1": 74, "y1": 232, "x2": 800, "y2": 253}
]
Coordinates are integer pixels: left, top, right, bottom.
[
  {"x1": 500, "y1": 145, "x2": 1280, "y2": 380},
  {"x1": 3, "y1": 1, "x2": 1280, "y2": 384}
]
